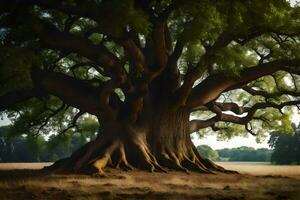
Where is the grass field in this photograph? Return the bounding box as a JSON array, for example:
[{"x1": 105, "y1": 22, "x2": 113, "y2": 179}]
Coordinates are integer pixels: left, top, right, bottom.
[
  {"x1": 0, "y1": 162, "x2": 299, "y2": 200},
  {"x1": 219, "y1": 162, "x2": 300, "y2": 177}
]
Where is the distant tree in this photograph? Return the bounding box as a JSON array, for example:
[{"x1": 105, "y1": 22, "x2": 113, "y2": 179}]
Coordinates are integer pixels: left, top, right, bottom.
[
  {"x1": 0, "y1": 125, "x2": 43, "y2": 162},
  {"x1": 0, "y1": 126, "x2": 12, "y2": 162},
  {"x1": 197, "y1": 145, "x2": 219, "y2": 161},
  {"x1": 268, "y1": 125, "x2": 300, "y2": 164},
  {"x1": 217, "y1": 146, "x2": 272, "y2": 162},
  {"x1": 0, "y1": 125, "x2": 95, "y2": 162}
]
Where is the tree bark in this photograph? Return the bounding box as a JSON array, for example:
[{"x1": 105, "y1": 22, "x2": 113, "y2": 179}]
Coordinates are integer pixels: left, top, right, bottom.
[{"x1": 44, "y1": 107, "x2": 234, "y2": 175}]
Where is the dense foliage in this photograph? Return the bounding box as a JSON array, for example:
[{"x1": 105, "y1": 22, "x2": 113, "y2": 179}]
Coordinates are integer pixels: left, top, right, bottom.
[
  {"x1": 0, "y1": 125, "x2": 96, "y2": 162},
  {"x1": 0, "y1": 0, "x2": 300, "y2": 173},
  {"x1": 197, "y1": 145, "x2": 219, "y2": 161},
  {"x1": 217, "y1": 146, "x2": 272, "y2": 162},
  {"x1": 0, "y1": 0, "x2": 299, "y2": 145},
  {"x1": 269, "y1": 124, "x2": 300, "y2": 164}
]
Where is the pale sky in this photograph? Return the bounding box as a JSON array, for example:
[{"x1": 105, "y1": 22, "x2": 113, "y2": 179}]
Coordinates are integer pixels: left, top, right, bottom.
[{"x1": 291, "y1": 0, "x2": 299, "y2": 5}]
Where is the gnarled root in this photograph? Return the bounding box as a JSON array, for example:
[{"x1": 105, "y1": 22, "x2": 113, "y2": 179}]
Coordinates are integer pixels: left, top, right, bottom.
[
  {"x1": 157, "y1": 147, "x2": 215, "y2": 174},
  {"x1": 44, "y1": 135, "x2": 168, "y2": 174},
  {"x1": 44, "y1": 135, "x2": 237, "y2": 175}
]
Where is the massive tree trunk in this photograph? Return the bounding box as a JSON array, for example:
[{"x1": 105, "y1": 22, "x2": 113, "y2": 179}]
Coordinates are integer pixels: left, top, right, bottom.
[{"x1": 44, "y1": 106, "x2": 230, "y2": 175}]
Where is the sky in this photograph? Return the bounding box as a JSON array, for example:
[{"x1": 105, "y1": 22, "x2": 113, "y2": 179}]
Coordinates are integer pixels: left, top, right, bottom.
[{"x1": 0, "y1": 115, "x2": 10, "y2": 126}]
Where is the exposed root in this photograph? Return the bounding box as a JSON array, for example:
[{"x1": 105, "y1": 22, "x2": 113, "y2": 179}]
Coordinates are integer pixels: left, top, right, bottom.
[
  {"x1": 182, "y1": 155, "x2": 214, "y2": 174},
  {"x1": 44, "y1": 134, "x2": 236, "y2": 175},
  {"x1": 159, "y1": 152, "x2": 189, "y2": 173},
  {"x1": 91, "y1": 141, "x2": 118, "y2": 174},
  {"x1": 157, "y1": 148, "x2": 216, "y2": 174},
  {"x1": 115, "y1": 143, "x2": 134, "y2": 171},
  {"x1": 133, "y1": 137, "x2": 166, "y2": 172},
  {"x1": 72, "y1": 138, "x2": 106, "y2": 172}
]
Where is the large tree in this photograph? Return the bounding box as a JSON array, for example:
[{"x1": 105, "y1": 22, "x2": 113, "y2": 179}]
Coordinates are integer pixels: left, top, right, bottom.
[{"x1": 1, "y1": 0, "x2": 300, "y2": 174}]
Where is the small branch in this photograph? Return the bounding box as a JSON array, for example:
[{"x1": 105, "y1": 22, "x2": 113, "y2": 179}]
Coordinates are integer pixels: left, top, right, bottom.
[
  {"x1": 63, "y1": 16, "x2": 79, "y2": 33},
  {"x1": 0, "y1": 89, "x2": 37, "y2": 111},
  {"x1": 36, "y1": 103, "x2": 67, "y2": 135},
  {"x1": 189, "y1": 100, "x2": 300, "y2": 133},
  {"x1": 159, "y1": 3, "x2": 175, "y2": 20},
  {"x1": 187, "y1": 58, "x2": 300, "y2": 109},
  {"x1": 59, "y1": 110, "x2": 85, "y2": 135},
  {"x1": 30, "y1": 16, "x2": 126, "y2": 82},
  {"x1": 245, "y1": 123, "x2": 256, "y2": 136},
  {"x1": 243, "y1": 86, "x2": 300, "y2": 99},
  {"x1": 214, "y1": 102, "x2": 245, "y2": 115}
]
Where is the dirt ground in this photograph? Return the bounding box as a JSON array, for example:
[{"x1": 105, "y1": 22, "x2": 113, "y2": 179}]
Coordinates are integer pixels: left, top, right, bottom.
[{"x1": 0, "y1": 163, "x2": 299, "y2": 200}]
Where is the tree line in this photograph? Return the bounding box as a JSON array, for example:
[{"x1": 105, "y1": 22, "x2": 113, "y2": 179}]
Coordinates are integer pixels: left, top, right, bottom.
[
  {"x1": 198, "y1": 124, "x2": 300, "y2": 164},
  {"x1": 197, "y1": 145, "x2": 272, "y2": 162},
  {"x1": 0, "y1": 125, "x2": 96, "y2": 162}
]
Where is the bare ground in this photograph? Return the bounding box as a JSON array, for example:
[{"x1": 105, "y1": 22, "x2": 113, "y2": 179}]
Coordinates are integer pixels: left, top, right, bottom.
[{"x1": 0, "y1": 162, "x2": 299, "y2": 200}]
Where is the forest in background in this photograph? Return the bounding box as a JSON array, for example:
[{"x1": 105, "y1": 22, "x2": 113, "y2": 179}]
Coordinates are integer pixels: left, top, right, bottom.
[{"x1": 197, "y1": 145, "x2": 273, "y2": 162}]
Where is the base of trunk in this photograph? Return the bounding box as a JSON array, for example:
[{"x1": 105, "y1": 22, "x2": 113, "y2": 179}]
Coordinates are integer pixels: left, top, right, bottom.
[{"x1": 43, "y1": 134, "x2": 236, "y2": 175}]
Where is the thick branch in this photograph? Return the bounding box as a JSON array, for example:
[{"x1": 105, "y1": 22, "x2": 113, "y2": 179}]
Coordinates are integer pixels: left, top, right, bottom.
[
  {"x1": 29, "y1": 17, "x2": 126, "y2": 82},
  {"x1": 60, "y1": 110, "x2": 85, "y2": 135},
  {"x1": 173, "y1": 32, "x2": 235, "y2": 107},
  {"x1": 187, "y1": 59, "x2": 300, "y2": 108},
  {"x1": 0, "y1": 89, "x2": 37, "y2": 111},
  {"x1": 4, "y1": 0, "x2": 100, "y2": 24},
  {"x1": 189, "y1": 116, "x2": 218, "y2": 133},
  {"x1": 189, "y1": 100, "x2": 300, "y2": 134},
  {"x1": 31, "y1": 69, "x2": 108, "y2": 115},
  {"x1": 36, "y1": 103, "x2": 67, "y2": 135}
]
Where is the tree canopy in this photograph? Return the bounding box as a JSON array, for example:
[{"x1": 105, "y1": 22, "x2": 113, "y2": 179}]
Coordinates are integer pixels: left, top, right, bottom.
[
  {"x1": 197, "y1": 145, "x2": 219, "y2": 161},
  {"x1": 0, "y1": 0, "x2": 300, "y2": 174}
]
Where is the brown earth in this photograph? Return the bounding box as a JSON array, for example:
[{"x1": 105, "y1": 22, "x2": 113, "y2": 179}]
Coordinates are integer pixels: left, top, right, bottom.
[{"x1": 0, "y1": 162, "x2": 299, "y2": 200}]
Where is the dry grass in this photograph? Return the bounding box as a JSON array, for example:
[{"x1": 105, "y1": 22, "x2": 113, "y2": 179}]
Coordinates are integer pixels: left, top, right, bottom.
[
  {"x1": 219, "y1": 162, "x2": 300, "y2": 178},
  {"x1": 0, "y1": 163, "x2": 52, "y2": 170},
  {"x1": 0, "y1": 162, "x2": 299, "y2": 200}
]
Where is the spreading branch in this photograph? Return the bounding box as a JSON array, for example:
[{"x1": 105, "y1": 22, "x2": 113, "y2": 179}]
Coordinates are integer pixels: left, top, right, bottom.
[
  {"x1": 31, "y1": 69, "x2": 111, "y2": 115},
  {"x1": 243, "y1": 86, "x2": 300, "y2": 99},
  {"x1": 36, "y1": 103, "x2": 67, "y2": 135},
  {"x1": 0, "y1": 89, "x2": 38, "y2": 111},
  {"x1": 59, "y1": 110, "x2": 85, "y2": 135},
  {"x1": 189, "y1": 100, "x2": 300, "y2": 134},
  {"x1": 187, "y1": 59, "x2": 300, "y2": 109},
  {"x1": 30, "y1": 17, "x2": 126, "y2": 82}
]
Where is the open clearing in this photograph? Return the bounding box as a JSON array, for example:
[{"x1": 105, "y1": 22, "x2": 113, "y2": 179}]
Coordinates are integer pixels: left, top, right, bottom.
[{"x1": 0, "y1": 162, "x2": 299, "y2": 200}]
